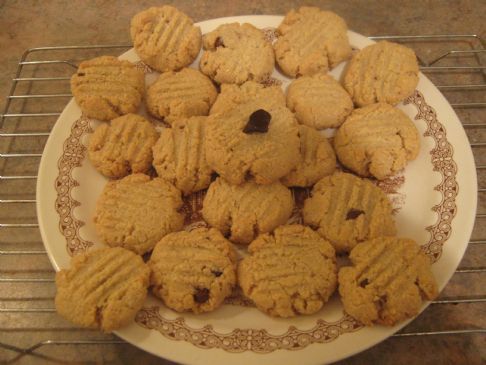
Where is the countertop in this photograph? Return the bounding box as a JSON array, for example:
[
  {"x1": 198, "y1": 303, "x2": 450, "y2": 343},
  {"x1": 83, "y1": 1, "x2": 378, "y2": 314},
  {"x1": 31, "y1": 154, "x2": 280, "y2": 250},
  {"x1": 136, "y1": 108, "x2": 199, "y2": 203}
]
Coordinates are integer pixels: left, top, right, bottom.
[{"x1": 0, "y1": 1, "x2": 485, "y2": 364}]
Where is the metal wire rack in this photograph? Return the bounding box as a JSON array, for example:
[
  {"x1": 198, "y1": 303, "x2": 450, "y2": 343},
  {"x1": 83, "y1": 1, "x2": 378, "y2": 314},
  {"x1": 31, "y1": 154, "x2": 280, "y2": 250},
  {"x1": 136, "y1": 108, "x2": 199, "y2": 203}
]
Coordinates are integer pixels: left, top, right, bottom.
[{"x1": 0, "y1": 35, "x2": 485, "y2": 364}]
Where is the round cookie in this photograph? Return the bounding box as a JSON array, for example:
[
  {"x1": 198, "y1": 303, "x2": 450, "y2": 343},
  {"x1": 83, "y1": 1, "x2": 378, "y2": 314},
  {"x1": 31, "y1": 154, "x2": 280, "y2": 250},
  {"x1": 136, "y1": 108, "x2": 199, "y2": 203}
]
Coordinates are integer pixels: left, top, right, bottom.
[
  {"x1": 94, "y1": 174, "x2": 184, "y2": 255},
  {"x1": 199, "y1": 23, "x2": 275, "y2": 84},
  {"x1": 149, "y1": 228, "x2": 237, "y2": 313},
  {"x1": 334, "y1": 103, "x2": 420, "y2": 180},
  {"x1": 303, "y1": 172, "x2": 396, "y2": 253},
  {"x1": 205, "y1": 99, "x2": 300, "y2": 185},
  {"x1": 238, "y1": 224, "x2": 337, "y2": 317},
  {"x1": 70, "y1": 56, "x2": 145, "y2": 121},
  {"x1": 146, "y1": 68, "x2": 218, "y2": 124},
  {"x1": 286, "y1": 73, "x2": 353, "y2": 129},
  {"x1": 130, "y1": 6, "x2": 201, "y2": 72},
  {"x1": 210, "y1": 81, "x2": 285, "y2": 115},
  {"x1": 55, "y1": 247, "x2": 150, "y2": 332},
  {"x1": 88, "y1": 113, "x2": 158, "y2": 178},
  {"x1": 343, "y1": 41, "x2": 419, "y2": 107},
  {"x1": 202, "y1": 177, "x2": 294, "y2": 245},
  {"x1": 274, "y1": 7, "x2": 351, "y2": 77},
  {"x1": 281, "y1": 124, "x2": 336, "y2": 187},
  {"x1": 339, "y1": 237, "x2": 438, "y2": 326},
  {"x1": 152, "y1": 116, "x2": 213, "y2": 195}
]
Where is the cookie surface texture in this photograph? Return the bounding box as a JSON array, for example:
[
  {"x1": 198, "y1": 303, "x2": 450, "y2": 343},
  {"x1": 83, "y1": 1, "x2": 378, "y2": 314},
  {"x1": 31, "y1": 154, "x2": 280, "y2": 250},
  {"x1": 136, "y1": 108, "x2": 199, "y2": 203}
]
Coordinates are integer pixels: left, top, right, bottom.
[
  {"x1": 205, "y1": 99, "x2": 300, "y2": 185},
  {"x1": 238, "y1": 224, "x2": 337, "y2": 317},
  {"x1": 130, "y1": 6, "x2": 201, "y2": 72},
  {"x1": 343, "y1": 41, "x2": 419, "y2": 106},
  {"x1": 70, "y1": 56, "x2": 145, "y2": 121},
  {"x1": 94, "y1": 174, "x2": 184, "y2": 255},
  {"x1": 152, "y1": 116, "x2": 213, "y2": 195},
  {"x1": 210, "y1": 81, "x2": 285, "y2": 115},
  {"x1": 281, "y1": 124, "x2": 336, "y2": 187},
  {"x1": 286, "y1": 73, "x2": 353, "y2": 129},
  {"x1": 274, "y1": 7, "x2": 351, "y2": 77},
  {"x1": 149, "y1": 228, "x2": 237, "y2": 313},
  {"x1": 334, "y1": 103, "x2": 420, "y2": 180},
  {"x1": 202, "y1": 177, "x2": 294, "y2": 245},
  {"x1": 146, "y1": 67, "x2": 217, "y2": 124},
  {"x1": 339, "y1": 237, "x2": 438, "y2": 326},
  {"x1": 88, "y1": 113, "x2": 158, "y2": 178},
  {"x1": 199, "y1": 22, "x2": 275, "y2": 84},
  {"x1": 55, "y1": 247, "x2": 150, "y2": 332},
  {"x1": 303, "y1": 172, "x2": 396, "y2": 253}
]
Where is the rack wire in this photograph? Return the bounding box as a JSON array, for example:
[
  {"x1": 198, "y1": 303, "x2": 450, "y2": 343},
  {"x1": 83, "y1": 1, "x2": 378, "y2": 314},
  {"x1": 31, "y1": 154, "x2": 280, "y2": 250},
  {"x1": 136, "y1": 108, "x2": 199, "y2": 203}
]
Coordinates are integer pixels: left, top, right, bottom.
[{"x1": 0, "y1": 36, "x2": 485, "y2": 364}]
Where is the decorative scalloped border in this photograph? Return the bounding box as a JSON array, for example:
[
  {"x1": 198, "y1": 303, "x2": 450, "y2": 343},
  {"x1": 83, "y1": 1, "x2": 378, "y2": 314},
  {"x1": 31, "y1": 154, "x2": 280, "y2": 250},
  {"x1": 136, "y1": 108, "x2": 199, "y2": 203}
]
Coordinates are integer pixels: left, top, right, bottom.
[{"x1": 54, "y1": 89, "x2": 458, "y2": 351}]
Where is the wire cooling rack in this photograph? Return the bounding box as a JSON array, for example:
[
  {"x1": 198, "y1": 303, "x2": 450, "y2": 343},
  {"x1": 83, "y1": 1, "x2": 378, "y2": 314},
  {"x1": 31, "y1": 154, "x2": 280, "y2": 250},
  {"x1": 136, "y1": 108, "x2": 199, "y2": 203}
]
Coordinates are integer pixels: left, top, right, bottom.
[{"x1": 0, "y1": 36, "x2": 485, "y2": 365}]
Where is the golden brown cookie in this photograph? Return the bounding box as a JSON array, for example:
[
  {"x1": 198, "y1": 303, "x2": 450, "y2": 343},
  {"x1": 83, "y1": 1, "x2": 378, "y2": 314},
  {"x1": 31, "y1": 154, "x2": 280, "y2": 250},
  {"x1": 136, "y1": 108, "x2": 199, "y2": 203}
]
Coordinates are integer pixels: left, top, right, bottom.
[
  {"x1": 199, "y1": 23, "x2": 275, "y2": 84},
  {"x1": 152, "y1": 116, "x2": 213, "y2": 195},
  {"x1": 238, "y1": 224, "x2": 337, "y2": 317},
  {"x1": 303, "y1": 172, "x2": 396, "y2": 253},
  {"x1": 339, "y1": 237, "x2": 438, "y2": 326},
  {"x1": 202, "y1": 177, "x2": 294, "y2": 245},
  {"x1": 149, "y1": 228, "x2": 237, "y2": 313},
  {"x1": 334, "y1": 103, "x2": 420, "y2": 180},
  {"x1": 343, "y1": 41, "x2": 419, "y2": 107},
  {"x1": 210, "y1": 81, "x2": 285, "y2": 115},
  {"x1": 70, "y1": 56, "x2": 145, "y2": 121},
  {"x1": 55, "y1": 247, "x2": 150, "y2": 332},
  {"x1": 286, "y1": 73, "x2": 353, "y2": 129},
  {"x1": 281, "y1": 124, "x2": 336, "y2": 187},
  {"x1": 274, "y1": 7, "x2": 351, "y2": 77},
  {"x1": 94, "y1": 174, "x2": 184, "y2": 255},
  {"x1": 130, "y1": 6, "x2": 201, "y2": 72},
  {"x1": 88, "y1": 113, "x2": 158, "y2": 178},
  {"x1": 205, "y1": 99, "x2": 300, "y2": 185},
  {"x1": 146, "y1": 68, "x2": 218, "y2": 124}
]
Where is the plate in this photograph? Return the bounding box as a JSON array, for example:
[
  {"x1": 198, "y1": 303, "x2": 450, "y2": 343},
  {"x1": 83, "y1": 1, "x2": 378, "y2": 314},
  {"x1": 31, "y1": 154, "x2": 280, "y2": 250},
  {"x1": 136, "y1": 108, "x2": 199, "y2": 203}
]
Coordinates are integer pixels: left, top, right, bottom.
[{"x1": 36, "y1": 15, "x2": 477, "y2": 365}]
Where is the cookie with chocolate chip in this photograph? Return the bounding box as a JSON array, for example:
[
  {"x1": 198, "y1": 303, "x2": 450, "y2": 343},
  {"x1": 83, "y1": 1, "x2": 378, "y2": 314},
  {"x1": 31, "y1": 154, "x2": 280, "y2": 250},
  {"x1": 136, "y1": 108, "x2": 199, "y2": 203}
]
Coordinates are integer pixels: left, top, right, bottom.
[
  {"x1": 339, "y1": 236, "x2": 438, "y2": 326},
  {"x1": 205, "y1": 99, "x2": 300, "y2": 185},
  {"x1": 149, "y1": 228, "x2": 237, "y2": 313},
  {"x1": 303, "y1": 172, "x2": 396, "y2": 253}
]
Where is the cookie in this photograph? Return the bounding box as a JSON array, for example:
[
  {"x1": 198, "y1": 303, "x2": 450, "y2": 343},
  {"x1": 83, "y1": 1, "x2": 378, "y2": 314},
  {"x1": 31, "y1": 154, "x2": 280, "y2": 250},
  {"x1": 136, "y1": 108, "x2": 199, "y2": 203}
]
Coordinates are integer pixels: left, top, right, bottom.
[
  {"x1": 339, "y1": 237, "x2": 439, "y2": 326},
  {"x1": 210, "y1": 81, "x2": 285, "y2": 115},
  {"x1": 70, "y1": 56, "x2": 145, "y2": 121},
  {"x1": 94, "y1": 174, "x2": 184, "y2": 255},
  {"x1": 149, "y1": 228, "x2": 237, "y2": 313},
  {"x1": 202, "y1": 177, "x2": 294, "y2": 245},
  {"x1": 286, "y1": 73, "x2": 353, "y2": 129},
  {"x1": 238, "y1": 224, "x2": 337, "y2": 317},
  {"x1": 55, "y1": 247, "x2": 150, "y2": 332},
  {"x1": 281, "y1": 124, "x2": 336, "y2": 187},
  {"x1": 334, "y1": 103, "x2": 420, "y2": 180},
  {"x1": 303, "y1": 172, "x2": 396, "y2": 253},
  {"x1": 146, "y1": 68, "x2": 218, "y2": 124},
  {"x1": 274, "y1": 7, "x2": 351, "y2": 77},
  {"x1": 205, "y1": 99, "x2": 300, "y2": 185},
  {"x1": 130, "y1": 6, "x2": 201, "y2": 72},
  {"x1": 343, "y1": 41, "x2": 419, "y2": 107},
  {"x1": 88, "y1": 113, "x2": 158, "y2": 178},
  {"x1": 152, "y1": 116, "x2": 213, "y2": 195},
  {"x1": 199, "y1": 23, "x2": 275, "y2": 84}
]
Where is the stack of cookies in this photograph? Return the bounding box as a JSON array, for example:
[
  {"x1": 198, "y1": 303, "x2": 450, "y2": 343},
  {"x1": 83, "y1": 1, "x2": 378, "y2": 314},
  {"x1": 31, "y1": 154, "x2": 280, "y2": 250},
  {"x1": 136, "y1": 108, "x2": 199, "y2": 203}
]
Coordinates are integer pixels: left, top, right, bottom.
[{"x1": 55, "y1": 5, "x2": 438, "y2": 333}]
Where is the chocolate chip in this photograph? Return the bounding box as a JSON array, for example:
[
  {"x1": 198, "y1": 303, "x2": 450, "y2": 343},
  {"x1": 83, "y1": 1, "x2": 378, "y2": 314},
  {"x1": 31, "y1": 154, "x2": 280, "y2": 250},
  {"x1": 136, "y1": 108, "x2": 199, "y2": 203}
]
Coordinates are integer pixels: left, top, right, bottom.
[
  {"x1": 193, "y1": 288, "x2": 210, "y2": 303},
  {"x1": 243, "y1": 109, "x2": 271, "y2": 134},
  {"x1": 359, "y1": 278, "x2": 369, "y2": 288},
  {"x1": 215, "y1": 37, "x2": 225, "y2": 48},
  {"x1": 77, "y1": 72, "x2": 85, "y2": 76},
  {"x1": 211, "y1": 270, "x2": 223, "y2": 277},
  {"x1": 346, "y1": 208, "x2": 365, "y2": 220}
]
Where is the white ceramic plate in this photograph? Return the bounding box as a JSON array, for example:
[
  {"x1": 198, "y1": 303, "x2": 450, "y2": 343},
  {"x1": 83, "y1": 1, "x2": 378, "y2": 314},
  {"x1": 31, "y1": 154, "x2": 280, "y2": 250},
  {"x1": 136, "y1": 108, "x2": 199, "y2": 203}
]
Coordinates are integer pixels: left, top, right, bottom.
[{"x1": 36, "y1": 15, "x2": 477, "y2": 365}]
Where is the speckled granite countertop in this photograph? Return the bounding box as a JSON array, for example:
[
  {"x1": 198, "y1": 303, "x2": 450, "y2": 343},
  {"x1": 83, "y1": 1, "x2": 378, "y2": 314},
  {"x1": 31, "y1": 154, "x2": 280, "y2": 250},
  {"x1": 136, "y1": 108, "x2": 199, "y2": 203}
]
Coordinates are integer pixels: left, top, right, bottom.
[{"x1": 0, "y1": 1, "x2": 484, "y2": 364}]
